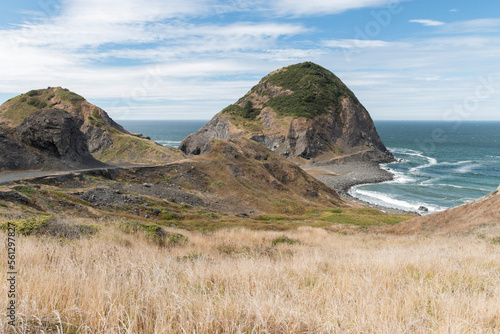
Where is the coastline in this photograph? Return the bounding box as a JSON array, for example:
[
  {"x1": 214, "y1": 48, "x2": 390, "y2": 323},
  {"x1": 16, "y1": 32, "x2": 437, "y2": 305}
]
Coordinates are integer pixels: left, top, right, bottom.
[{"x1": 302, "y1": 162, "x2": 419, "y2": 215}]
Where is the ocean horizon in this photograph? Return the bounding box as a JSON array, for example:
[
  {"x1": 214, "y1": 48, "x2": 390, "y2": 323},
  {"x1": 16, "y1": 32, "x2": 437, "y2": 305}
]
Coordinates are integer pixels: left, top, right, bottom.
[{"x1": 119, "y1": 120, "x2": 500, "y2": 214}]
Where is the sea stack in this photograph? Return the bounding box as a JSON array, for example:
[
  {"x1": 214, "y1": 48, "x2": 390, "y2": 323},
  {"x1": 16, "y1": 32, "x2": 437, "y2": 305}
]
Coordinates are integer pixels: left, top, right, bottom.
[{"x1": 180, "y1": 62, "x2": 393, "y2": 165}]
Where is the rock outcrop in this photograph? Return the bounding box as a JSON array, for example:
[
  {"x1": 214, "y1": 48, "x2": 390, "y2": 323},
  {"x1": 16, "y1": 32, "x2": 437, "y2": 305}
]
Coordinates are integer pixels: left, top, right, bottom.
[
  {"x1": 180, "y1": 62, "x2": 393, "y2": 165},
  {"x1": 0, "y1": 87, "x2": 185, "y2": 171},
  {"x1": 16, "y1": 108, "x2": 105, "y2": 168},
  {"x1": 0, "y1": 127, "x2": 43, "y2": 171}
]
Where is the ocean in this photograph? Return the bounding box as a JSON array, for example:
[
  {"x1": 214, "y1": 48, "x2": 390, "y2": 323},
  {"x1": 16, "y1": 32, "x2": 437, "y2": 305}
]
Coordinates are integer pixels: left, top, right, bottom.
[
  {"x1": 353, "y1": 121, "x2": 500, "y2": 213},
  {"x1": 119, "y1": 120, "x2": 500, "y2": 214},
  {"x1": 120, "y1": 120, "x2": 208, "y2": 148}
]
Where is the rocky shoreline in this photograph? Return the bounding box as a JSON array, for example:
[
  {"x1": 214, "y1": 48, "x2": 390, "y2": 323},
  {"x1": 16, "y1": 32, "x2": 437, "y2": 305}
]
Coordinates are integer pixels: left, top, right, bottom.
[{"x1": 302, "y1": 162, "x2": 419, "y2": 215}]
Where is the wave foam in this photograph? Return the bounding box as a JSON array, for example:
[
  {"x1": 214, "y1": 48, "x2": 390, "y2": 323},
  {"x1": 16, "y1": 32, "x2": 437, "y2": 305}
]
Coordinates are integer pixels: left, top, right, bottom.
[
  {"x1": 409, "y1": 155, "x2": 438, "y2": 173},
  {"x1": 156, "y1": 140, "x2": 182, "y2": 147},
  {"x1": 349, "y1": 187, "x2": 447, "y2": 214},
  {"x1": 454, "y1": 163, "x2": 483, "y2": 174}
]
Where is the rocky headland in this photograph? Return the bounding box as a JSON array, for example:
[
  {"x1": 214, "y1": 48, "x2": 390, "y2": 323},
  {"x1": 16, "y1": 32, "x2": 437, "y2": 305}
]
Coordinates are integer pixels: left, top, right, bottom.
[
  {"x1": 180, "y1": 62, "x2": 394, "y2": 166},
  {"x1": 0, "y1": 87, "x2": 184, "y2": 172}
]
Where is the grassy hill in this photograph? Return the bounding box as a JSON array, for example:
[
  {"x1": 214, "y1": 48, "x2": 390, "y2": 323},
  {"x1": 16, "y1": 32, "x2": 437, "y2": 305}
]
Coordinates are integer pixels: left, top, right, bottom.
[{"x1": 0, "y1": 87, "x2": 184, "y2": 165}]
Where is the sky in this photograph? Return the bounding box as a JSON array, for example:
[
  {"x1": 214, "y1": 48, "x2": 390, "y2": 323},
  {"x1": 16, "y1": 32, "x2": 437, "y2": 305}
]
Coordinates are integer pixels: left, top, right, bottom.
[{"x1": 0, "y1": 0, "x2": 500, "y2": 121}]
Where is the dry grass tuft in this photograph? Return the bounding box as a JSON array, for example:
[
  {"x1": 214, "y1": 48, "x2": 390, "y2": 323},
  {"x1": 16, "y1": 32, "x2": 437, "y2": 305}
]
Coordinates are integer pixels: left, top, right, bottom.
[{"x1": 1, "y1": 222, "x2": 499, "y2": 333}]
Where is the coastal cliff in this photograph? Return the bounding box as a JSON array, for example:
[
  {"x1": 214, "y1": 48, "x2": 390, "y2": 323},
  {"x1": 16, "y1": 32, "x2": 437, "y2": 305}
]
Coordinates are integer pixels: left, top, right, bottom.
[{"x1": 180, "y1": 62, "x2": 393, "y2": 165}]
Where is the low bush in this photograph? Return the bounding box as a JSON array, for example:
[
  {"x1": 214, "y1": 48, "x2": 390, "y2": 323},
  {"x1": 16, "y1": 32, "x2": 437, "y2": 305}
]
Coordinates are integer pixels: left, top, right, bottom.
[{"x1": 271, "y1": 235, "x2": 298, "y2": 246}]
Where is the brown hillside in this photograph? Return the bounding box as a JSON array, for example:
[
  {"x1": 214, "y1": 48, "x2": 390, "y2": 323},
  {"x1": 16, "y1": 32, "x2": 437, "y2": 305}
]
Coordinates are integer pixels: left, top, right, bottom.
[
  {"x1": 390, "y1": 186, "x2": 500, "y2": 235},
  {"x1": 112, "y1": 138, "x2": 344, "y2": 215}
]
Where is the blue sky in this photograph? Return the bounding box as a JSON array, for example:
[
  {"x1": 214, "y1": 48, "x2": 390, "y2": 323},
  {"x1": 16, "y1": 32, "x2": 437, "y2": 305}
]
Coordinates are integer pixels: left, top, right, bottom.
[{"x1": 1, "y1": 0, "x2": 499, "y2": 120}]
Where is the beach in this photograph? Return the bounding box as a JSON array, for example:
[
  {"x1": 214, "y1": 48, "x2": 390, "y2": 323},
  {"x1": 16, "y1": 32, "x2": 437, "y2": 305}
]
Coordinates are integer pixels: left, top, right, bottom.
[{"x1": 302, "y1": 162, "x2": 418, "y2": 215}]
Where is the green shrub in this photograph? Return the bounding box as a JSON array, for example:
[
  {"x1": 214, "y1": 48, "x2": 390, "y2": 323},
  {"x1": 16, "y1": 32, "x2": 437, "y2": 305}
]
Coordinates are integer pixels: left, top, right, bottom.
[
  {"x1": 136, "y1": 222, "x2": 188, "y2": 247},
  {"x1": 242, "y1": 101, "x2": 259, "y2": 119},
  {"x1": 0, "y1": 217, "x2": 97, "y2": 239},
  {"x1": 271, "y1": 235, "x2": 298, "y2": 246},
  {"x1": 221, "y1": 104, "x2": 244, "y2": 115},
  {"x1": 89, "y1": 111, "x2": 105, "y2": 127},
  {"x1": 27, "y1": 98, "x2": 47, "y2": 109},
  {"x1": 27, "y1": 90, "x2": 39, "y2": 97},
  {"x1": 0, "y1": 217, "x2": 48, "y2": 236},
  {"x1": 325, "y1": 208, "x2": 342, "y2": 214},
  {"x1": 254, "y1": 215, "x2": 286, "y2": 221},
  {"x1": 119, "y1": 221, "x2": 140, "y2": 234},
  {"x1": 160, "y1": 210, "x2": 174, "y2": 220},
  {"x1": 56, "y1": 89, "x2": 84, "y2": 103},
  {"x1": 14, "y1": 186, "x2": 37, "y2": 196},
  {"x1": 177, "y1": 251, "x2": 204, "y2": 262},
  {"x1": 36, "y1": 220, "x2": 98, "y2": 239},
  {"x1": 168, "y1": 232, "x2": 188, "y2": 245}
]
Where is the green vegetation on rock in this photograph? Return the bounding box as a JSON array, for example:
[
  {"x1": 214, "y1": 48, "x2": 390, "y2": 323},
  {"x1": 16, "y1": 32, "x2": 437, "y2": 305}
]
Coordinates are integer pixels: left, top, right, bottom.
[
  {"x1": 56, "y1": 89, "x2": 84, "y2": 105},
  {"x1": 89, "y1": 110, "x2": 105, "y2": 128},
  {"x1": 27, "y1": 98, "x2": 47, "y2": 109},
  {"x1": 221, "y1": 62, "x2": 359, "y2": 120},
  {"x1": 264, "y1": 62, "x2": 358, "y2": 118}
]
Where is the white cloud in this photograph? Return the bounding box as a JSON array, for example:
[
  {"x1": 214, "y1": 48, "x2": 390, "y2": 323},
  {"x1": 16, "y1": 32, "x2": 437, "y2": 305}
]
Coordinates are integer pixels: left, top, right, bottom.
[
  {"x1": 323, "y1": 39, "x2": 391, "y2": 49},
  {"x1": 271, "y1": 0, "x2": 406, "y2": 16},
  {"x1": 1, "y1": 1, "x2": 500, "y2": 121},
  {"x1": 409, "y1": 19, "x2": 445, "y2": 27},
  {"x1": 60, "y1": 0, "x2": 210, "y2": 24},
  {"x1": 318, "y1": 35, "x2": 500, "y2": 120},
  {"x1": 441, "y1": 18, "x2": 500, "y2": 33}
]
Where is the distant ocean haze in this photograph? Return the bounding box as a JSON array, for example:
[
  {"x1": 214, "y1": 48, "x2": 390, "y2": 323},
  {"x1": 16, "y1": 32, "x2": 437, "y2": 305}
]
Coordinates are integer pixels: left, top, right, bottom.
[{"x1": 120, "y1": 120, "x2": 500, "y2": 214}]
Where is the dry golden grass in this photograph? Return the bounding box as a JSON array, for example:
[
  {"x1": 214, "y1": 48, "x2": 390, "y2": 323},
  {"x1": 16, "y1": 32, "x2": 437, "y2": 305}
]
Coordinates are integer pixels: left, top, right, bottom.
[{"x1": 1, "y1": 222, "x2": 500, "y2": 333}]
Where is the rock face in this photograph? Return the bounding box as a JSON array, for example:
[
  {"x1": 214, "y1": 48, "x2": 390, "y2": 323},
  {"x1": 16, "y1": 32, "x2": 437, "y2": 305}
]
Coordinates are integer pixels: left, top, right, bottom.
[
  {"x1": 180, "y1": 62, "x2": 393, "y2": 165},
  {"x1": 0, "y1": 128, "x2": 43, "y2": 171},
  {"x1": 15, "y1": 108, "x2": 104, "y2": 168}
]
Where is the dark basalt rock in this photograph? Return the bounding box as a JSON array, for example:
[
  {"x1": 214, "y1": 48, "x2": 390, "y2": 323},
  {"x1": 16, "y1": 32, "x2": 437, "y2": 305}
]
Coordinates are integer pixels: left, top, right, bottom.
[
  {"x1": 0, "y1": 128, "x2": 43, "y2": 170},
  {"x1": 15, "y1": 108, "x2": 105, "y2": 169}
]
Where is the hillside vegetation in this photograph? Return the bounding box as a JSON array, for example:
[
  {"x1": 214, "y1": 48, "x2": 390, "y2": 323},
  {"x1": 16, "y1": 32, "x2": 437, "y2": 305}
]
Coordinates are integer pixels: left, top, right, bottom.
[
  {"x1": 1, "y1": 222, "x2": 499, "y2": 333},
  {"x1": 223, "y1": 62, "x2": 360, "y2": 119}
]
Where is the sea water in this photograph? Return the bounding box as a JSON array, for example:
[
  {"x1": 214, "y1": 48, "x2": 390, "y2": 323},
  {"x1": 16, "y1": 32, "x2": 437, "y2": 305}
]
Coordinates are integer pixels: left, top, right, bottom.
[
  {"x1": 119, "y1": 120, "x2": 208, "y2": 148},
  {"x1": 351, "y1": 121, "x2": 500, "y2": 213},
  {"x1": 120, "y1": 120, "x2": 500, "y2": 214}
]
